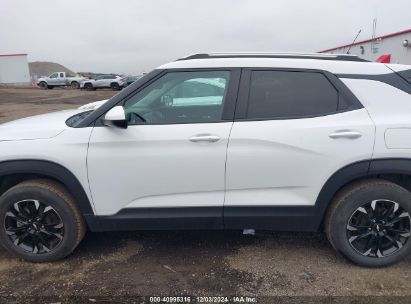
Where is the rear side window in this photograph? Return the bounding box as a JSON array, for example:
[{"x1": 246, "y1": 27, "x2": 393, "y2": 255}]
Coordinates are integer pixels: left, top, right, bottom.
[{"x1": 247, "y1": 71, "x2": 339, "y2": 119}]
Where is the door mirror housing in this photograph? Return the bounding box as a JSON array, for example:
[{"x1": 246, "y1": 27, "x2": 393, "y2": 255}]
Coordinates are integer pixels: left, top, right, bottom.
[{"x1": 103, "y1": 106, "x2": 128, "y2": 129}]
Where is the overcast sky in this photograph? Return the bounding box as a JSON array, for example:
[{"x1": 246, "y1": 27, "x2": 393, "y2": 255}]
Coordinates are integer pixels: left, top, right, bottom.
[{"x1": 1, "y1": 0, "x2": 410, "y2": 75}]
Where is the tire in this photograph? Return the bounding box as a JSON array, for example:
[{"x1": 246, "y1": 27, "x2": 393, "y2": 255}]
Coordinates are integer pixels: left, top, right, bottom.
[
  {"x1": 84, "y1": 83, "x2": 94, "y2": 91},
  {"x1": 38, "y1": 82, "x2": 47, "y2": 89},
  {"x1": 70, "y1": 81, "x2": 80, "y2": 89},
  {"x1": 325, "y1": 179, "x2": 411, "y2": 267},
  {"x1": 111, "y1": 82, "x2": 120, "y2": 91},
  {"x1": 0, "y1": 179, "x2": 86, "y2": 262}
]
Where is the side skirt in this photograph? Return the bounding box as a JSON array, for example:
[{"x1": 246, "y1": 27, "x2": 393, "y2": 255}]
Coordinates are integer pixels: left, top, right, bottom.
[
  {"x1": 85, "y1": 206, "x2": 320, "y2": 232},
  {"x1": 223, "y1": 206, "x2": 319, "y2": 231},
  {"x1": 87, "y1": 207, "x2": 223, "y2": 232}
]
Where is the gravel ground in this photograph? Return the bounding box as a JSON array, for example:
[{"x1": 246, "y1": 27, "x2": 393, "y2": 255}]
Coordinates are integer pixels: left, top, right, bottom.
[
  {"x1": 0, "y1": 87, "x2": 115, "y2": 124},
  {"x1": 0, "y1": 87, "x2": 410, "y2": 303}
]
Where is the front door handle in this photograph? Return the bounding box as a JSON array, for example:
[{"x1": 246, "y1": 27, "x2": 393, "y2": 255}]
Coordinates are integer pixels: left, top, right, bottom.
[
  {"x1": 189, "y1": 134, "x2": 220, "y2": 143},
  {"x1": 329, "y1": 130, "x2": 362, "y2": 139}
]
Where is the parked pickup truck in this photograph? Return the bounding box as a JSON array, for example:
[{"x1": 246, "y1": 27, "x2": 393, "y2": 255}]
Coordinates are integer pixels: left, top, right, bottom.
[{"x1": 37, "y1": 72, "x2": 87, "y2": 89}]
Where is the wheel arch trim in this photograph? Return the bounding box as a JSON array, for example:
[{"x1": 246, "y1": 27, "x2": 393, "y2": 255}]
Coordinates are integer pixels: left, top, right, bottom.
[
  {"x1": 0, "y1": 159, "x2": 95, "y2": 216},
  {"x1": 315, "y1": 158, "x2": 411, "y2": 228}
]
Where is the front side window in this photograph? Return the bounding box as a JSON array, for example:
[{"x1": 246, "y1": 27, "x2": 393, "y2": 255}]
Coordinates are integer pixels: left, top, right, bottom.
[
  {"x1": 247, "y1": 71, "x2": 339, "y2": 119},
  {"x1": 49, "y1": 73, "x2": 58, "y2": 78},
  {"x1": 124, "y1": 71, "x2": 231, "y2": 125}
]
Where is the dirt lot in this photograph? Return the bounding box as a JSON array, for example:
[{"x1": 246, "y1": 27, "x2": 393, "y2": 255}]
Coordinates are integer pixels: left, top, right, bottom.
[
  {"x1": 0, "y1": 87, "x2": 115, "y2": 124},
  {"x1": 0, "y1": 87, "x2": 410, "y2": 303}
]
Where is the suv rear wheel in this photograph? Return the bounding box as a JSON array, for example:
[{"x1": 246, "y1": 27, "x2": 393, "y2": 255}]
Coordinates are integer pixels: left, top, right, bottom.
[
  {"x1": 325, "y1": 179, "x2": 411, "y2": 267},
  {"x1": 0, "y1": 179, "x2": 86, "y2": 262},
  {"x1": 111, "y1": 82, "x2": 120, "y2": 91},
  {"x1": 70, "y1": 81, "x2": 80, "y2": 89}
]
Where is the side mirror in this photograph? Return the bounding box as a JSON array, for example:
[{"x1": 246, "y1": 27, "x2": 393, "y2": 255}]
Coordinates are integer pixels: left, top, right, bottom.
[{"x1": 103, "y1": 106, "x2": 128, "y2": 129}]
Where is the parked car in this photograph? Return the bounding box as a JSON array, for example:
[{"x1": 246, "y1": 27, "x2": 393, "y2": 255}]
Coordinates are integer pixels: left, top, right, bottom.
[
  {"x1": 37, "y1": 72, "x2": 86, "y2": 89},
  {"x1": 80, "y1": 74, "x2": 127, "y2": 91},
  {"x1": 1, "y1": 52, "x2": 411, "y2": 266},
  {"x1": 125, "y1": 75, "x2": 141, "y2": 86}
]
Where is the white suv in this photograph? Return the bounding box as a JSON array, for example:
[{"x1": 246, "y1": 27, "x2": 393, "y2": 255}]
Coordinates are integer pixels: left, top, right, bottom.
[
  {"x1": 1, "y1": 53, "x2": 411, "y2": 266},
  {"x1": 80, "y1": 74, "x2": 127, "y2": 91}
]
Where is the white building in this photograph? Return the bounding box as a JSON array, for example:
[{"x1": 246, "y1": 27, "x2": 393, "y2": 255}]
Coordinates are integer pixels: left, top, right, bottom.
[
  {"x1": 0, "y1": 53, "x2": 31, "y2": 85},
  {"x1": 320, "y1": 29, "x2": 411, "y2": 64}
]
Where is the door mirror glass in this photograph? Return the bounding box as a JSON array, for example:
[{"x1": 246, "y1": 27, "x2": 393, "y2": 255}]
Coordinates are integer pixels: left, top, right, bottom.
[{"x1": 103, "y1": 106, "x2": 127, "y2": 128}]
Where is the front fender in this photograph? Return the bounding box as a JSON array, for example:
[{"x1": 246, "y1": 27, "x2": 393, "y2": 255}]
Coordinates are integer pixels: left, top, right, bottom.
[{"x1": 0, "y1": 159, "x2": 96, "y2": 225}]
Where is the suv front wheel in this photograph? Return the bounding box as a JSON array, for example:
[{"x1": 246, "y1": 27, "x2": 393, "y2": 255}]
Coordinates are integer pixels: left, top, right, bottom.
[
  {"x1": 325, "y1": 179, "x2": 411, "y2": 267},
  {"x1": 0, "y1": 179, "x2": 86, "y2": 262}
]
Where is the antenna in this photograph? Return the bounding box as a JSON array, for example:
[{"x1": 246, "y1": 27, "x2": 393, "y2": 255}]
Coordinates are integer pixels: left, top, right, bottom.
[
  {"x1": 346, "y1": 30, "x2": 362, "y2": 54},
  {"x1": 371, "y1": 18, "x2": 378, "y2": 53},
  {"x1": 372, "y1": 18, "x2": 377, "y2": 40}
]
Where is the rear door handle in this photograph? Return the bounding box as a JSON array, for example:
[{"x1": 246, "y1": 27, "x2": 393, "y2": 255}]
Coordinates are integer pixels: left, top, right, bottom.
[
  {"x1": 329, "y1": 130, "x2": 362, "y2": 139},
  {"x1": 189, "y1": 134, "x2": 220, "y2": 143}
]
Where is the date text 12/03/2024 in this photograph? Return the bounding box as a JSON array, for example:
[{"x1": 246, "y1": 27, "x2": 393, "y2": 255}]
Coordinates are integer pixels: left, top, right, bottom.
[{"x1": 149, "y1": 296, "x2": 257, "y2": 303}]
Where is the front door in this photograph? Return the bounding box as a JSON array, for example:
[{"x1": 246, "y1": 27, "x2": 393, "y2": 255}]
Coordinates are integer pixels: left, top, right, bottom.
[
  {"x1": 48, "y1": 72, "x2": 59, "y2": 85},
  {"x1": 87, "y1": 69, "x2": 240, "y2": 228}
]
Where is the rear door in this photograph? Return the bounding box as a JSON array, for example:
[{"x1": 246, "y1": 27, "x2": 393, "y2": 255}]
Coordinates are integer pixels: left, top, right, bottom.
[
  {"x1": 224, "y1": 69, "x2": 375, "y2": 228},
  {"x1": 102, "y1": 75, "x2": 114, "y2": 87},
  {"x1": 58, "y1": 72, "x2": 66, "y2": 85},
  {"x1": 94, "y1": 76, "x2": 106, "y2": 88}
]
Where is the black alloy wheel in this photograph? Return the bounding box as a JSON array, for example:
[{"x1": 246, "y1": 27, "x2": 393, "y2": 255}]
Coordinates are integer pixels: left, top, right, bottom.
[
  {"x1": 347, "y1": 199, "x2": 411, "y2": 258},
  {"x1": 326, "y1": 180, "x2": 411, "y2": 267},
  {"x1": 0, "y1": 179, "x2": 86, "y2": 262},
  {"x1": 4, "y1": 199, "x2": 64, "y2": 254}
]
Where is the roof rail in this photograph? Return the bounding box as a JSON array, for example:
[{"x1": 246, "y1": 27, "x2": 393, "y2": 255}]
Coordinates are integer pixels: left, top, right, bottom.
[{"x1": 177, "y1": 52, "x2": 369, "y2": 62}]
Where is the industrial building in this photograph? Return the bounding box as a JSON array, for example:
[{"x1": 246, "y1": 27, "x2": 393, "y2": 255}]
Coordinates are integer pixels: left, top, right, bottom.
[
  {"x1": 0, "y1": 53, "x2": 31, "y2": 85},
  {"x1": 320, "y1": 28, "x2": 411, "y2": 64}
]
